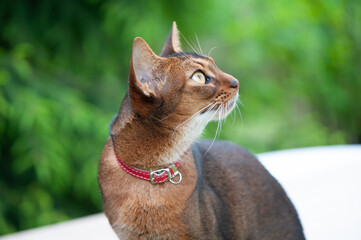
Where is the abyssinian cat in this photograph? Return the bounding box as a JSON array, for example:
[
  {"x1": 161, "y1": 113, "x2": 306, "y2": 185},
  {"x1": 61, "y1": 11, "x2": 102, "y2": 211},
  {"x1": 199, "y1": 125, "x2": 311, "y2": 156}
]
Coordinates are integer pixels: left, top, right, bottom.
[{"x1": 98, "y1": 22, "x2": 305, "y2": 239}]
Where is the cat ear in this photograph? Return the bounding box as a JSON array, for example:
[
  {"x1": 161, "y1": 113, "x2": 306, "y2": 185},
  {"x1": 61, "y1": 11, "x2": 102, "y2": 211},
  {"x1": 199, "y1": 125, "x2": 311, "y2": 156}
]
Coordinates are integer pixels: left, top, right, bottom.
[
  {"x1": 128, "y1": 37, "x2": 164, "y2": 115},
  {"x1": 129, "y1": 37, "x2": 161, "y2": 98},
  {"x1": 160, "y1": 21, "x2": 182, "y2": 57}
]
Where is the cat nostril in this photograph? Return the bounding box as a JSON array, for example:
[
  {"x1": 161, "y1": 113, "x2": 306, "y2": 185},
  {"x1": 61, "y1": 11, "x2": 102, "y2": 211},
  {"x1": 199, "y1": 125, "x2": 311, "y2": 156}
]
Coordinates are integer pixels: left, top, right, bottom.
[{"x1": 230, "y1": 80, "x2": 239, "y2": 89}]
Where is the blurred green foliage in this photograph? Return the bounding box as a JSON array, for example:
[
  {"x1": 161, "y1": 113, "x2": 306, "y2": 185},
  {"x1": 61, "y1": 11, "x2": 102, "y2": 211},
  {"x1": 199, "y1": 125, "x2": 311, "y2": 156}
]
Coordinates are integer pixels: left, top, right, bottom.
[{"x1": 0, "y1": 0, "x2": 360, "y2": 235}]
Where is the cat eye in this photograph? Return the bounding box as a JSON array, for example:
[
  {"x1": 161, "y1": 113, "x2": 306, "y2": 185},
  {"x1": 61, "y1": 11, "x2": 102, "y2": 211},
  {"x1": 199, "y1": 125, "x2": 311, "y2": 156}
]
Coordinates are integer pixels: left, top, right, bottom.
[
  {"x1": 191, "y1": 71, "x2": 211, "y2": 84},
  {"x1": 191, "y1": 71, "x2": 206, "y2": 84}
]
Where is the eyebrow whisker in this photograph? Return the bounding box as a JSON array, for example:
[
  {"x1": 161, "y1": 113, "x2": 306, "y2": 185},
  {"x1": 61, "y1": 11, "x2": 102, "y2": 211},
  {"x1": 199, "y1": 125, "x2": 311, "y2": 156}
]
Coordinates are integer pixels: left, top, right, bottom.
[
  {"x1": 179, "y1": 30, "x2": 200, "y2": 55},
  {"x1": 195, "y1": 33, "x2": 204, "y2": 55}
]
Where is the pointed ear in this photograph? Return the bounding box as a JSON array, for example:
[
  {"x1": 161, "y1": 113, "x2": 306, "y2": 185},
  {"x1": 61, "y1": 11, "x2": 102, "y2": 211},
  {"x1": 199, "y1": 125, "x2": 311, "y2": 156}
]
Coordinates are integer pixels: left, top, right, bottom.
[
  {"x1": 160, "y1": 21, "x2": 182, "y2": 57},
  {"x1": 128, "y1": 37, "x2": 163, "y2": 115},
  {"x1": 129, "y1": 37, "x2": 161, "y2": 97}
]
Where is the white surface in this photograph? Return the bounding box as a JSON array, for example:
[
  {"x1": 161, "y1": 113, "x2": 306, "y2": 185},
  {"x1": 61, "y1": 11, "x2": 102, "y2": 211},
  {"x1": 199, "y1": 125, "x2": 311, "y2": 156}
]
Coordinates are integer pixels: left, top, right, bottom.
[
  {"x1": 1, "y1": 145, "x2": 360, "y2": 240},
  {"x1": 258, "y1": 145, "x2": 361, "y2": 240},
  {"x1": 0, "y1": 213, "x2": 117, "y2": 240}
]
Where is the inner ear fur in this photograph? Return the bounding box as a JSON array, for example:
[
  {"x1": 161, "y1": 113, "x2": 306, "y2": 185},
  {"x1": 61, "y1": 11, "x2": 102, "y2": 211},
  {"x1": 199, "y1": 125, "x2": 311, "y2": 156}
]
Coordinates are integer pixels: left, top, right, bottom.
[
  {"x1": 160, "y1": 21, "x2": 182, "y2": 57},
  {"x1": 128, "y1": 37, "x2": 164, "y2": 115},
  {"x1": 130, "y1": 37, "x2": 161, "y2": 97}
]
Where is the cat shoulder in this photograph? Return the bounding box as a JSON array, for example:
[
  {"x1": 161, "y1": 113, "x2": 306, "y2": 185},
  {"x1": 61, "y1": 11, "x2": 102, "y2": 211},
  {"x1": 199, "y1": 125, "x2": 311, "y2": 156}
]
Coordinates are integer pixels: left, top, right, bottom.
[
  {"x1": 191, "y1": 140, "x2": 273, "y2": 183},
  {"x1": 192, "y1": 140, "x2": 259, "y2": 166}
]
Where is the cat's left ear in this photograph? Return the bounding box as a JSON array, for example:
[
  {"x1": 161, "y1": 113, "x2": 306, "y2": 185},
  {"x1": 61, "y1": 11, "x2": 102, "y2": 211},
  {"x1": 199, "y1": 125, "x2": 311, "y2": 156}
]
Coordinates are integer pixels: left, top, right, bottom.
[{"x1": 160, "y1": 21, "x2": 182, "y2": 57}]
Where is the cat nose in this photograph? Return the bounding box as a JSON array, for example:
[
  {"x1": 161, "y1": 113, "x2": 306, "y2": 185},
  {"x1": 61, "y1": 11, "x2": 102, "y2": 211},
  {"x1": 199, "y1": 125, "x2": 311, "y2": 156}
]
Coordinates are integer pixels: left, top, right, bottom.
[{"x1": 230, "y1": 80, "x2": 239, "y2": 89}]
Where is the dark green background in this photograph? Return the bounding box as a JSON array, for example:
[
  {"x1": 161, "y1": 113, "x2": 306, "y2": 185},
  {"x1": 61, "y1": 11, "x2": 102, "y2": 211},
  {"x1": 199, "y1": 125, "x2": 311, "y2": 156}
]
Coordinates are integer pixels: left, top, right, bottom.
[{"x1": 1, "y1": 0, "x2": 360, "y2": 235}]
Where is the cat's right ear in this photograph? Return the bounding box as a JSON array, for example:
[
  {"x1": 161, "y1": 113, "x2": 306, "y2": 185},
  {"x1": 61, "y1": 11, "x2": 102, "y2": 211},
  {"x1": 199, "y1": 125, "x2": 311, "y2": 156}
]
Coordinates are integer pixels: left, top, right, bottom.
[
  {"x1": 160, "y1": 21, "x2": 182, "y2": 57},
  {"x1": 128, "y1": 37, "x2": 163, "y2": 115}
]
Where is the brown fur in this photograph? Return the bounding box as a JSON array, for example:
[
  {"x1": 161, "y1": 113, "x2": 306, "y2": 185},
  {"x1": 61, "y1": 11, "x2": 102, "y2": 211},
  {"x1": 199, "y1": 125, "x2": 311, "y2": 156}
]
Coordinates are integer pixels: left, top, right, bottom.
[{"x1": 98, "y1": 22, "x2": 305, "y2": 239}]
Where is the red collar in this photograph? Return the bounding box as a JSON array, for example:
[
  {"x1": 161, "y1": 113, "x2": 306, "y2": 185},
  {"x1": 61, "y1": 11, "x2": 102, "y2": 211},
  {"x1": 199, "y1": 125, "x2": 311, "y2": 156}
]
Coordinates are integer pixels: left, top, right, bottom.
[{"x1": 114, "y1": 154, "x2": 182, "y2": 184}]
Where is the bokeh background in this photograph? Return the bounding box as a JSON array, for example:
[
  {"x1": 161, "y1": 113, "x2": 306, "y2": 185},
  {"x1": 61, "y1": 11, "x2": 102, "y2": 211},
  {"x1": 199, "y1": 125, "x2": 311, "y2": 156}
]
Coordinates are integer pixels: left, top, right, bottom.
[{"x1": 1, "y1": 0, "x2": 360, "y2": 235}]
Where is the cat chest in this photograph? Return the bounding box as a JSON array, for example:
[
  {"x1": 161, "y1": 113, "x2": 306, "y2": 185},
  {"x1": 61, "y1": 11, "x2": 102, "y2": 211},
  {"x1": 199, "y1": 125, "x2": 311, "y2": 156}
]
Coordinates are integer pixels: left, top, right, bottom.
[{"x1": 112, "y1": 193, "x2": 186, "y2": 238}]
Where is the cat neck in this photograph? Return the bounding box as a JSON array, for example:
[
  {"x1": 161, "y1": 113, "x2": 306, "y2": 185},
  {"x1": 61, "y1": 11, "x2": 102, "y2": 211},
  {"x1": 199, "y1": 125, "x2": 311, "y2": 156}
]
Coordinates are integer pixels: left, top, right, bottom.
[{"x1": 110, "y1": 93, "x2": 203, "y2": 171}]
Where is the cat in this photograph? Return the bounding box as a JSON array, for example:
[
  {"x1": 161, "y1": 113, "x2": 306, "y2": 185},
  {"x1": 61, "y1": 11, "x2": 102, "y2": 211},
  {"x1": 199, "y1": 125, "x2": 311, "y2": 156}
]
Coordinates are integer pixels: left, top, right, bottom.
[{"x1": 98, "y1": 22, "x2": 305, "y2": 240}]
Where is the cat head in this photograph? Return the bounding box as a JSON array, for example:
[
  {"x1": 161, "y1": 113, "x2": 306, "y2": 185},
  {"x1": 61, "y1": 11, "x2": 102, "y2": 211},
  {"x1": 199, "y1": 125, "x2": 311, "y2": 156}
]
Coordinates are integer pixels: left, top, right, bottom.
[{"x1": 128, "y1": 21, "x2": 239, "y2": 130}]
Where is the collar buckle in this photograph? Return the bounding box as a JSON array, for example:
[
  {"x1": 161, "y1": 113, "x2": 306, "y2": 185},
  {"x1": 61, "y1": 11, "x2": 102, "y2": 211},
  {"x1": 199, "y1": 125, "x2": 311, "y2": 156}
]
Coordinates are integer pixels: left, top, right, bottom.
[
  {"x1": 169, "y1": 164, "x2": 182, "y2": 184},
  {"x1": 150, "y1": 168, "x2": 170, "y2": 184},
  {"x1": 150, "y1": 164, "x2": 182, "y2": 184}
]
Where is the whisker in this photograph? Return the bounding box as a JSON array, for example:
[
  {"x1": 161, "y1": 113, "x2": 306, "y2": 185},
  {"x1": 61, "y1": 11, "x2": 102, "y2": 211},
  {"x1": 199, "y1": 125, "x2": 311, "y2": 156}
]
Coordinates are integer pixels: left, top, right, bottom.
[
  {"x1": 236, "y1": 100, "x2": 243, "y2": 127},
  {"x1": 220, "y1": 103, "x2": 225, "y2": 132},
  {"x1": 203, "y1": 102, "x2": 228, "y2": 156},
  {"x1": 156, "y1": 112, "x2": 173, "y2": 122},
  {"x1": 232, "y1": 102, "x2": 237, "y2": 125},
  {"x1": 223, "y1": 102, "x2": 228, "y2": 125},
  {"x1": 179, "y1": 31, "x2": 199, "y2": 55},
  {"x1": 237, "y1": 98, "x2": 244, "y2": 107},
  {"x1": 207, "y1": 46, "x2": 218, "y2": 57},
  {"x1": 206, "y1": 103, "x2": 221, "y2": 123},
  {"x1": 202, "y1": 104, "x2": 222, "y2": 156},
  {"x1": 224, "y1": 103, "x2": 231, "y2": 122},
  {"x1": 197, "y1": 102, "x2": 217, "y2": 126},
  {"x1": 195, "y1": 33, "x2": 204, "y2": 55},
  {"x1": 173, "y1": 102, "x2": 214, "y2": 133},
  {"x1": 194, "y1": 104, "x2": 214, "y2": 128}
]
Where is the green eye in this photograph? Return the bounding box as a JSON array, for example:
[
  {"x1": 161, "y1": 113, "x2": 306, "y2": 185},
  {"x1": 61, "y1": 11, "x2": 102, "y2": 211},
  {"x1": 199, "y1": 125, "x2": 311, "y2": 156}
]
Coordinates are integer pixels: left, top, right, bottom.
[{"x1": 191, "y1": 71, "x2": 206, "y2": 84}]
